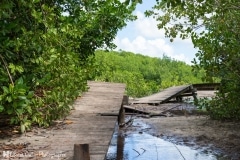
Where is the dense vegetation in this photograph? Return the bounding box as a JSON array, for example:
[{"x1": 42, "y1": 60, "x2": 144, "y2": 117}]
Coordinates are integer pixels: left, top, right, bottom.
[
  {"x1": 90, "y1": 50, "x2": 204, "y2": 98},
  {"x1": 0, "y1": 0, "x2": 138, "y2": 132},
  {"x1": 147, "y1": 0, "x2": 240, "y2": 120},
  {"x1": 1, "y1": 0, "x2": 239, "y2": 132}
]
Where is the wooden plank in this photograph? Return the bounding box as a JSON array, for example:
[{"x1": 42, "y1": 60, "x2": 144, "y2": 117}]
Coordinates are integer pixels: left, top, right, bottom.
[
  {"x1": 73, "y1": 81, "x2": 125, "y2": 114},
  {"x1": 133, "y1": 85, "x2": 192, "y2": 104},
  {"x1": 123, "y1": 105, "x2": 150, "y2": 114}
]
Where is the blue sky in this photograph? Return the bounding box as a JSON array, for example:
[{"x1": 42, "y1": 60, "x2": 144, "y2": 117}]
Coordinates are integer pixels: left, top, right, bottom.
[{"x1": 114, "y1": 0, "x2": 198, "y2": 64}]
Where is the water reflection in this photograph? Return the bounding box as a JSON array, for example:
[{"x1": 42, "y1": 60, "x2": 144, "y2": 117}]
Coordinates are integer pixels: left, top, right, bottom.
[
  {"x1": 116, "y1": 133, "x2": 124, "y2": 160},
  {"x1": 106, "y1": 121, "x2": 220, "y2": 160}
]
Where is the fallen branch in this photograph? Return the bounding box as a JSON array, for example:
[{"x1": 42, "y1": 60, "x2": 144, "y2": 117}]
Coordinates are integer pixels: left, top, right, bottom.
[
  {"x1": 149, "y1": 113, "x2": 167, "y2": 117},
  {"x1": 132, "y1": 149, "x2": 140, "y2": 156},
  {"x1": 140, "y1": 148, "x2": 146, "y2": 154},
  {"x1": 172, "y1": 142, "x2": 186, "y2": 160},
  {"x1": 160, "y1": 105, "x2": 182, "y2": 114},
  {"x1": 119, "y1": 116, "x2": 134, "y2": 128},
  {"x1": 155, "y1": 144, "x2": 159, "y2": 160}
]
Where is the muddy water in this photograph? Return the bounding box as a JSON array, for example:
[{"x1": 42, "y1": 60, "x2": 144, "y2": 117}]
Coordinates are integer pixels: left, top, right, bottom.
[{"x1": 106, "y1": 119, "x2": 221, "y2": 160}]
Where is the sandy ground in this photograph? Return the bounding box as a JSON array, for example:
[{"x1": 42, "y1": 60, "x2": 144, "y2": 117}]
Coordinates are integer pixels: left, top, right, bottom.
[{"x1": 139, "y1": 115, "x2": 240, "y2": 159}]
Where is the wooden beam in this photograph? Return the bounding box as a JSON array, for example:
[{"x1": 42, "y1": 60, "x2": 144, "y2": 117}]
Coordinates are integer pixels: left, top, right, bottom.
[
  {"x1": 73, "y1": 144, "x2": 90, "y2": 160},
  {"x1": 122, "y1": 95, "x2": 129, "y2": 105},
  {"x1": 100, "y1": 113, "x2": 138, "y2": 116},
  {"x1": 178, "y1": 93, "x2": 195, "y2": 97},
  {"x1": 118, "y1": 95, "x2": 129, "y2": 127},
  {"x1": 123, "y1": 105, "x2": 150, "y2": 115},
  {"x1": 118, "y1": 105, "x2": 125, "y2": 127}
]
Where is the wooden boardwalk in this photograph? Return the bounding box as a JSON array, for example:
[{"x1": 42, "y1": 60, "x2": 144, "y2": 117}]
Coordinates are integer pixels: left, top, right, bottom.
[
  {"x1": 133, "y1": 85, "x2": 194, "y2": 104},
  {"x1": 0, "y1": 81, "x2": 125, "y2": 160}
]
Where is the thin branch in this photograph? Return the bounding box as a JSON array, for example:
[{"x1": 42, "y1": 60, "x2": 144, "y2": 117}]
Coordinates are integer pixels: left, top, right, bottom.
[
  {"x1": 173, "y1": 143, "x2": 186, "y2": 160},
  {"x1": 140, "y1": 148, "x2": 146, "y2": 154},
  {"x1": 0, "y1": 54, "x2": 14, "y2": 85},
  {"x1": 122, "y1": 116, "x2": 134, "y2": 130},
  {"x1": 132, "y1": 149, "x2": 140, "y2": 156},
  {"x1": 155, "y1": 144, "x2": 159, "y2": 160},
  {"x1": 161, "y1": 105, "x2": 182, "y2": 114}
]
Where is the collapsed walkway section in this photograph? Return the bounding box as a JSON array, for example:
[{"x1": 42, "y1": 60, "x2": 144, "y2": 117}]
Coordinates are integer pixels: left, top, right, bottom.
[{"x1": 133, "y1": 85, "x2": 196, "y2": 105}]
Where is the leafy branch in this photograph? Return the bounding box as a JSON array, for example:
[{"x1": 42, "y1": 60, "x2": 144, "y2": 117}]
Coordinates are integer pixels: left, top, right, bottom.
[{"x1": 0, "y1": 54, "x2": 14, "y2": 85}]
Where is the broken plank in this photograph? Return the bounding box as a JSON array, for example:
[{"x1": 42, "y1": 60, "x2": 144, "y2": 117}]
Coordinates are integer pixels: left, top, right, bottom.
[
  {"x1": 133, "y1": 85, "x2": 193, "y2": 104},
  {"x1": 123, "y1": 105, "x2": 150, "y2": 114}
]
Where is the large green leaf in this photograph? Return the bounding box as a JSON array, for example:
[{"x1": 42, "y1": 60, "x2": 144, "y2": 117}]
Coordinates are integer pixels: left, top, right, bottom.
[{"x1": 0, "y1": 105, "x2": 4, "y2": 112}]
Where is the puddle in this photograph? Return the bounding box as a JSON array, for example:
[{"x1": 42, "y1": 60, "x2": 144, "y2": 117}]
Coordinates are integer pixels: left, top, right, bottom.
[{"x1": 106, "y1": 120, "x2": 223, "y2": 160}]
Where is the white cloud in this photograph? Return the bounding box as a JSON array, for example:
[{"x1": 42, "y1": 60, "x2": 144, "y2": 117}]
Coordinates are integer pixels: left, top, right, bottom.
[
  {"x1": 134, "y1": 11, "x2": 165, "y2": 39},
  {"x1": 114, "y1": 36, "x2": 174, "y2": 59},
  {"x1": 114, "y1": 10, "x2": 196, "y2": 64}
]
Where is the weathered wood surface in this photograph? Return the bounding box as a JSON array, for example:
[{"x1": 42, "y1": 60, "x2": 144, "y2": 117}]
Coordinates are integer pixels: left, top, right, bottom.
[
  {"x1": 133, "y1": 85, "x2": 193, "y2": 104},
  {"x1": 74, "y1": 81, "x2": 126, "y2": 114},
  {"x1": 0, "y1": 81, "x2": 125, "y2": 160},
  {"x1": 123, "y1": 105, "x2": 150, "y2": 115}
]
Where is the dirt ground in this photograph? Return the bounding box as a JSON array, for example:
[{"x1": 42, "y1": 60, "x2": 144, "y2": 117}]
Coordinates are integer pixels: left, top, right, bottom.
[{"x1": 137, "y1": 115, "x2": 240, "y2": 159}]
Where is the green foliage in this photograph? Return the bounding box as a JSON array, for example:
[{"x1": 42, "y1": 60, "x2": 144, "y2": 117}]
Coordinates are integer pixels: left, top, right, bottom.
[
  {"x1": 148, "y1": 0, "x2": 240, "y2": 120},
  {"x1": 0, "y1": 0, "x2": 137, "y2": 132},
  {"x1": 194, "y1": 97, "x2": 210, "y2": 110},
  {"x1": 0, "y1": 78, "x2": 33, "y2": 131},
  {"x1": 90, "y1": 50, "x2": 203, "y2": 97}
]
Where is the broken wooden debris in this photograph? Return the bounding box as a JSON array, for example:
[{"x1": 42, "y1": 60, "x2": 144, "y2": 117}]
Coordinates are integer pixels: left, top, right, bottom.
[
  {"x1": 149, "y1": 113, "x2": 167, "y2": 117},
  {"x1": 161, "y1": 105, "x2": 182, "y2": 114},
  {"x1": 124, "y1": 105, "x2": 169, "y2": 117},
  {"x1": 99, "y1": 113, "x2": 138, "y2": 116},
  {"x1": 101, "y1": 104, "x2": 188, "y2": 118},
  {"x1": 123, "y1": 105, "x2": 150, "y2": 115}
]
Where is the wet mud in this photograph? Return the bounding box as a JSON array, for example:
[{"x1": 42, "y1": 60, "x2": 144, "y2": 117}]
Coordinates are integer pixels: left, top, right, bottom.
[{"x1": 106, "y1": 118, "x2": 229, "y2": 160}]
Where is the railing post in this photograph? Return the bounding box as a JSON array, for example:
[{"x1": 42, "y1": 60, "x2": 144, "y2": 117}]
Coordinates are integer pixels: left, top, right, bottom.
[
  {"x1": 118, "y1": 95, "x2": 128, "y2": 127},
  {"x1": 73, "y1": 144, "x2": 90, "y2": 160}
]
